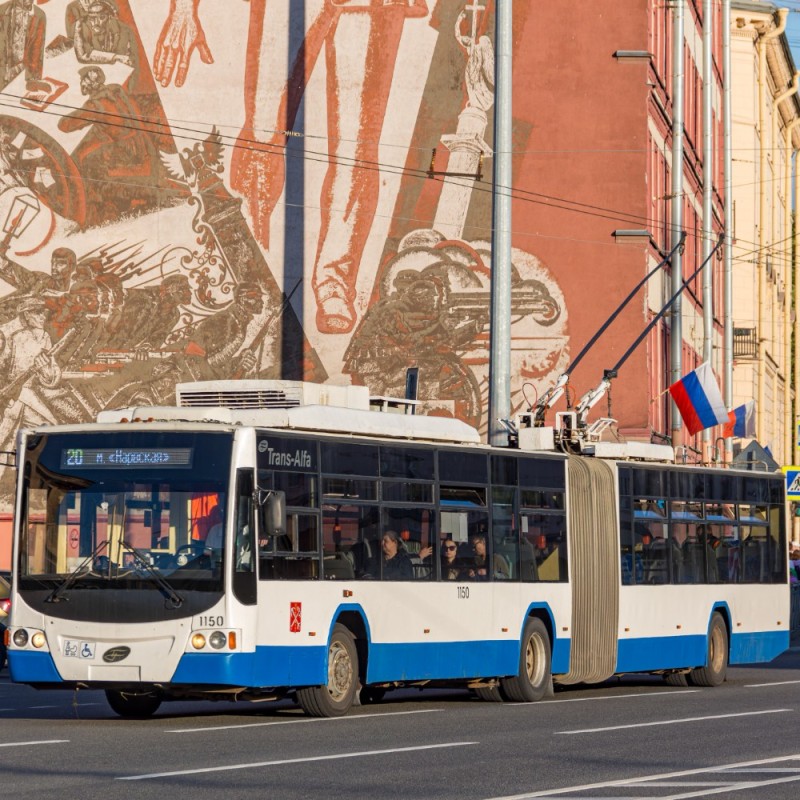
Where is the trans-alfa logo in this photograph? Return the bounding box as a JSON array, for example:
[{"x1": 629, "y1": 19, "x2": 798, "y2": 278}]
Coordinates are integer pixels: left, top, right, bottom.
[{"x1": 103, "y1": 646, "x2": 131, "y2": 663}]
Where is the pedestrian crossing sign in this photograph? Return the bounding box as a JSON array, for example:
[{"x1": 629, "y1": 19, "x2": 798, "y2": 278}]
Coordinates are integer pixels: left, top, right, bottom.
[{"x1": 782, "y1": 466, "x2": 800, "y2": 500}]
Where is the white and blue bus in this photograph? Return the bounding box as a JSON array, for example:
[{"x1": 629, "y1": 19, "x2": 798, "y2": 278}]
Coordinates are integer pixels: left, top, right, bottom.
[{"x1": 4, "y1": 381, "x2": 790, "y2": 717}]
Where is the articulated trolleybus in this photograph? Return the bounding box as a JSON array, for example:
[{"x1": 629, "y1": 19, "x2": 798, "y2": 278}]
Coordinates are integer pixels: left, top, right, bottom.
[{"x1": 5, "y1": 380, "x2": 790, "y2": 718}]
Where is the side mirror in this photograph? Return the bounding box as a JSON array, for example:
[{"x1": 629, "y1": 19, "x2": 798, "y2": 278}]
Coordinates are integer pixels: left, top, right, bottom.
[{"x1": 260, "y1": 490, "x2": 286, "y2": 537}]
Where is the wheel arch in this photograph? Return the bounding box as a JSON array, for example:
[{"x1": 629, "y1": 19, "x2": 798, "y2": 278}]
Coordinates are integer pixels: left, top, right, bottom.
[
  {"x1": 708, "y1": 602, "x2": 732, "y2": 662},
  {"x1": 519, "y1": 602, "x2": 556, "y2": 663},
  {"x1": 330, "y1": 604, "x2": 371, "y2": 683}
]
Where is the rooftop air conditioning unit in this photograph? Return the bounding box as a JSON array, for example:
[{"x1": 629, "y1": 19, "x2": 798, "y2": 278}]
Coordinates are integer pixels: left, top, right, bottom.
[{"x1": 176, "y1": 380, "x2": 370, "y2": 411}]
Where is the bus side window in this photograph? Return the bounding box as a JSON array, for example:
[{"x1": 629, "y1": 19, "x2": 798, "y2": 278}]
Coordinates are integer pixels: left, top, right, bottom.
[
  {"x1": 321, "y1": 504, "x2": 380, "y2": 580},
  {"x1": 491, "y1": 487, "x2": 518, "y2": 580},
  {"x1": 232, "y1": 470, "x2": 256, "y2": 605}
]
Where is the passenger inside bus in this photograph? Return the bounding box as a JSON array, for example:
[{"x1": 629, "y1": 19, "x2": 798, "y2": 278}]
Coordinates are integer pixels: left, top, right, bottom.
[
  {"x1": 440, "y1": 538, "x2": 463, "y2": 580},
  {"x1": 466, "y1": 533, "x2": 510, "y2": 580},
  {"x1": 419, "y1": 537, "x2": 465, "y2": 580},
  {"x1": 373, "y1": 530, "x2": 413, "y2": 580}
]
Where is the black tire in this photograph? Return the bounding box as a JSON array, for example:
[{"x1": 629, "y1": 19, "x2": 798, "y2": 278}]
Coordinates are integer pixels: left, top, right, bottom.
[
  {"x1": 501, "y1": 617, "x2": 552, "y2": 702},
  {"x1": 664, "y1": 672, "x2": 689, "y2": 687},
  {"x1": 474, "y1": 685, "x2": 504, "y2": 702},
  {"x1": 297, "y1": 624, "x2": 358, "y2": 717},
  {"x1": 105, "y1": 689, "x2": 161, "y2": 718},
  {"x1": 359, "y1": 686, "x2": 386, "y2": 705},
  {"x1": 689, "y1": 613, "x2": 728, "y2": 687}
]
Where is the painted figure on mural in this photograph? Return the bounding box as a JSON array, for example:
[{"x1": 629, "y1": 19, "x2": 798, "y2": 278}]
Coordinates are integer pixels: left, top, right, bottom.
[
  {"x1": 102, "y1": 272, "x2": 192, "y2": 355},
  {"x1": 0, "y1": 0, "x2": 45, "y2": 90},
  {"x1": 0, "y1": 246, "x2": 77, "y2": 325},
  {"x1": 344, "y1": 261, "x2": 487, "y2": 426},
  {"x1": 455, "y1": 6, "x2": 493, "y2": 112},
  {"x1": 66, "y1": 0, "x2": 115, "y2": 44},
  {"x1": 99, "y1": 279, "x2": 268, "y2": 409},
  {"x1": 182, "y1": 280, "x2": 264, "y2": 379},
  {"x1": 153, "y1": 0, "x2": 429, "y2": 334},
  {"x1": 57, "y1": 65, "x2": 160, "y2": 223},
  {"x1": 73, "y1": 0, "x2": 135, "y2": 68},
  {"x1": 0, "y1": 297, "x2": 62, "y2": 449}
]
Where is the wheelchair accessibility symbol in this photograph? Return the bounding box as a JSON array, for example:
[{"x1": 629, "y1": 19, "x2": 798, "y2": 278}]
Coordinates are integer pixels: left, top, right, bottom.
[{"x1": 64, "y1": 640, "x2": 96, "y2": 659}]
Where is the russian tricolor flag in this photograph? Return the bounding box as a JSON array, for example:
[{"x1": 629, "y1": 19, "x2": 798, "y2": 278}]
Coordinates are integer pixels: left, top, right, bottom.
[
  {"x1": 723, "y1": 400, "x2": 756, "y2": 439},
  {"x1": 669, "y1": 363, "x2": 728, "y2": 436}
]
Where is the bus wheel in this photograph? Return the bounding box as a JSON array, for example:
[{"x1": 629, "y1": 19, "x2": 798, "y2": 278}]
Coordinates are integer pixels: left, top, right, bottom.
[
  {"x1": 474, "y1": 686, "x2": 504, "y2": 702},
  {"x1": 297, "y1": 624, "x2": 358, "y2": 717},
  {"x1": 689, "y1": 613, "x2": 728, "y2": 687},
  {"x1": 664, "y1": 672, "x2": 689, "y2": 687},
  {"x1": 501, "y1": 618, "x2": 552, "y2": 702},
  {"x1": 105, "y1": 689, "x2": 161, "y2": 718}
]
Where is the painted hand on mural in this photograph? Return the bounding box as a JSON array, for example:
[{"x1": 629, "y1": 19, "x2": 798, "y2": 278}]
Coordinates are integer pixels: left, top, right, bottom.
[{"x1": 153, "y1": 0, "x2": 213, "y2": 88}]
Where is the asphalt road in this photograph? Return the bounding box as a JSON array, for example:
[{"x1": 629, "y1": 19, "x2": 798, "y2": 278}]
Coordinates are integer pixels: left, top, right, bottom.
[{"x1": 1, "y1": 650, "x2": 799, "y2": 800}]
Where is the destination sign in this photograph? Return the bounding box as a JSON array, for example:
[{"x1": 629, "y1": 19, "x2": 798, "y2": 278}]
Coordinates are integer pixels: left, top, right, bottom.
[{"x1": 60, "y1": 447, "x2": 193, "y2": 469}]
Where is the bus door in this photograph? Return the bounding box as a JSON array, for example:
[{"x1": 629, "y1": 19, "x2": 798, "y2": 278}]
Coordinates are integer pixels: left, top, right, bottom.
[{"x1": 231, "y1": 469, "x2": 258, "y2": 631}]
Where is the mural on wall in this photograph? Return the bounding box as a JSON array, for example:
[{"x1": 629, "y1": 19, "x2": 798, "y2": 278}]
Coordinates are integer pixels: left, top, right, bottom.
[{"x1": 0, "y1": 0, "x2": 569, "y2": 502}]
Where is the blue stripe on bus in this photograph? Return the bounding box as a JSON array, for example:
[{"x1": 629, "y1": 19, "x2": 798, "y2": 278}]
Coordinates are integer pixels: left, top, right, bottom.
[
  {"x1": 8, "y1": 650, "x2": 63, "y2": 683},
  {"x1": 9, "y1": 630, "x2": 785, "y2": 690},
  {"x1": 171, "y1": 634, "x2": 572, "y2": 688},
  {"x1": 615, "y1": 629, "x2": 788, "y2": 673},
  {"x1": 367, "y1": 640, "x2": 516, "y2": 682},
  {"x1": 729, "y1": 630, "x2": 788, "y2": 664},
  {"x1": 616, "y1": 635, "x2": 707, "y2": 672},
  {"x1": 171, "y1": 647, "x2": 327, "y2": 686}
]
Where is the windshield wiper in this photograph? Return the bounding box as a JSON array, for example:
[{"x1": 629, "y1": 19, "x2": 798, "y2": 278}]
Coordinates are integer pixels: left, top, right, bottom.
[
  {"x1": 45, "y1": 539, "x2": 109, "y2": 603},
  {"x1": 119, "y1": 540, "x2": 183, "y2": 609}
]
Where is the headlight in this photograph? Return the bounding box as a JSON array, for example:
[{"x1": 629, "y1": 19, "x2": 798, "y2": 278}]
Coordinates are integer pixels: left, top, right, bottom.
[
  {"x1": 209, "y1": 631, "x2": 226, "y2": 650},
  {"x1": 31, "y1": 632, "x2": 46, "y2": 648},
  {"x1": 13, "y1": 629, "x2": 28, "y2": 647},
  {"x1": 191, "y1": 633, "x2": 206, "y2": 650}
]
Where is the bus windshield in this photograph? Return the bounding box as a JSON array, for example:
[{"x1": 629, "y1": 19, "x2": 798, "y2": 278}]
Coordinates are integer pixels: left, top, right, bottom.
[{"x1": 18, "y1": 430, "x2": 233, "y2": 596}]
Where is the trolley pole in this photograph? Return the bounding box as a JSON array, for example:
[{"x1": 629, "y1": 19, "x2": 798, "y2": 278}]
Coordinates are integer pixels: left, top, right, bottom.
[{"x1": 488, "y1": 0, "x2": 513, "y2": 446}]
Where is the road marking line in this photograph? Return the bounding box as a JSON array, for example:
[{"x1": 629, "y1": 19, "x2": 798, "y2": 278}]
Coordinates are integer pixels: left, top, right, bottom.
[
  {"x1": 643, "y1": 781, "x2": 741, "y2": 787},
  {"x1": 481, "y1": 751, "x2": 800, "y2": 799},
  {"x1": 166, "y1": 707, "x2": 441, "y2": 734},
  {"x1": 28, "y1": 705, "x2": 58, "y2": 709},
  {"x1": 556, "y1": 708, "x2": 790, "y2": 734},
  {"x1": 652, "y1": 775, "x2": 800, "y2": 799},
  {"x1": 118, "y1": 741, "x2": 479, "y2": 780},
  {"x1": 0, "y1": 740, "x2": 69, "y2": 748},
  {"x1": 723, "y1": 768, "x2": 800, "y2": 773},
  {"x1": 745, "y1": 679, "x2": 800, "y2": 687},
  {"x1": 510, "y1": 689, "x2": 698, "y2": 706}
]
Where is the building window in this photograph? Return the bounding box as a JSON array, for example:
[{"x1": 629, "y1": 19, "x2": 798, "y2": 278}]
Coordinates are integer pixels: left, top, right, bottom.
[{"x1": 733, "y1": 328, "x2": 758, "y2": 359}]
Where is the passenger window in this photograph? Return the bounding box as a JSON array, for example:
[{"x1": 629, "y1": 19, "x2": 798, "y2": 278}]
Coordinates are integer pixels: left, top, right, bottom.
[
  {"x1": 438, "y1": 509, "x2": 491, "y2": 581},
  {"x1": 520, "y1": 512, "x2": 567, "y2": 582},
  {"x1": 438, "y1": 451, "x2": 488, "y2": 484},
  {"x1": 321, "y1": 442, "x2": 378, "y2": 476},
  {"x1": 321, "y1": 503, "x2": 379, "y2": 580},
  {"x1": 380, "y1": 508, "x2": 434, "y2": 581},
  {"x1": 259, "y1": 513, "x2": 320, "y2": 580},
  {"x1": 491, "y1": 487, "x2": 518, "y2": 580}
]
